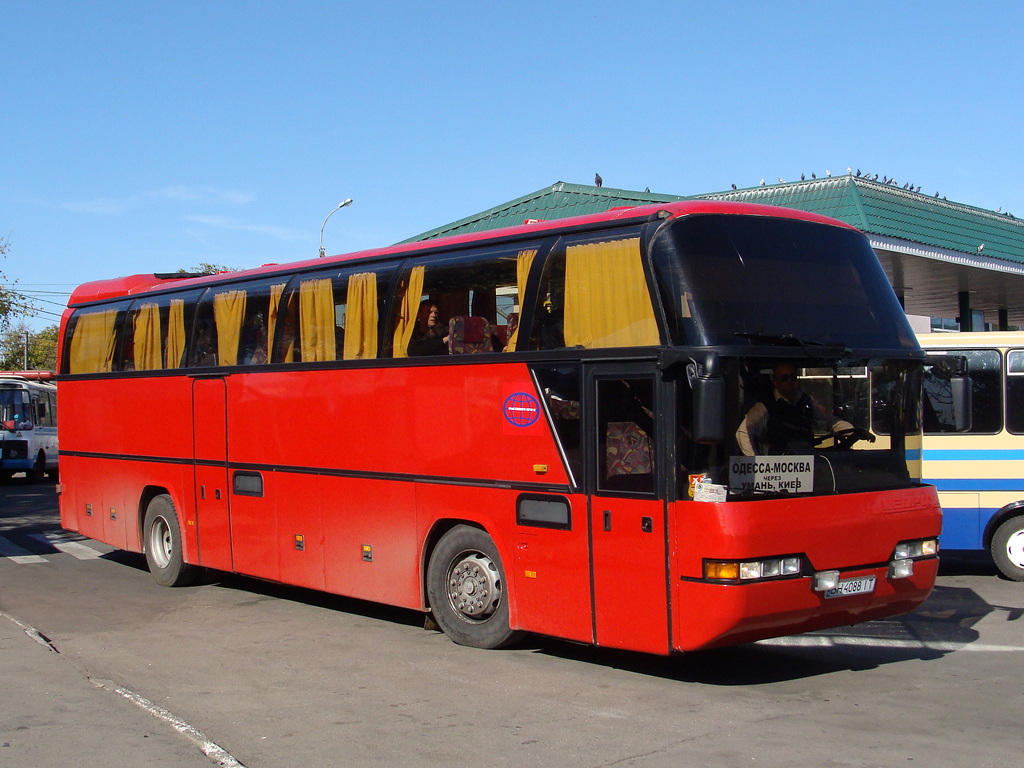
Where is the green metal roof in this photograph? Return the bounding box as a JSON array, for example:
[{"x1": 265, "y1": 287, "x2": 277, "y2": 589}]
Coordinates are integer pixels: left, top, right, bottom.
[
  {"x1": 401, "y1": 182, "x2": 685, "y2": 243},
  {"x1": 695, "y1": 175, "x2": 1024, "y2": 266},
  {"x1": 404, "y1": 176, "x2": 1024, "y2": 270}
]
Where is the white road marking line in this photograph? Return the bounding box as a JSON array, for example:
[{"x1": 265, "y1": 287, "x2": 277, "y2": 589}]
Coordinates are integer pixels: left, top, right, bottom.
[
  {"x1": 0, "y1": 535, "x2": 47, "y2": 564},
  {"x1": 0, "y1": 610, "x2": 60, "y2": 652},
  {"x1": 92, "y1": 679, "x2": 247, "y2": 767},
  {"x1": 29, "y1": 533, "x2": 103, "y2": 559},
  {"x1": 757, "y1": 635, "x2": 1024, "y2": 652},
  {"x1": 4, "y1": 609, "x2": 245, "y2": 768}
]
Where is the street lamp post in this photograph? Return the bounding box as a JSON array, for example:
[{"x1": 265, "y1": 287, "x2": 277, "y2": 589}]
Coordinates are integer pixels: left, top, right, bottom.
[{"x1": 319, "y1": 199, "x2": 353, "y2": 258}]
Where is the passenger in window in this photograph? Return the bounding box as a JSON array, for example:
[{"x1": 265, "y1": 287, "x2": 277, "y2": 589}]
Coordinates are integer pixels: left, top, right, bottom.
[
  {"x1": 194, "y1": 328, "x2": 218, "y2": 367},
  {"x1": 246, "y1": 325, "x2": 269, "y2": 365},
  {"x1": 407, "y1": 301, "x2": 449, "y2": 357},
  {"x1": 736, "y1": 362, "x2": 872, "y2": 456}
]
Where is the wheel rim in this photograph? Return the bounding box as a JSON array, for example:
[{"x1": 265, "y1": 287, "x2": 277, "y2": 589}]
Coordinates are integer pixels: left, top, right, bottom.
[
  {"x1": 149, "y1": 515, "x2": 172, "y2": 569},
  {"x1": 1006, "y1": 529, "x2": 1024, "y2": 569},
  {"x1": 446, "y1": 551, "x2": 502, "y2": 623}
]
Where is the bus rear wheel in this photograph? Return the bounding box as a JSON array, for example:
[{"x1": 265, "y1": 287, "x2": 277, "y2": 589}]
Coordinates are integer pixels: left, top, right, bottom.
[
  {"x1": 991, "y1": 516, "x2": 1024, "y2": 582},
  {"x1": 426, "y1": 525, "x2": 519, "y2": 649},
  {"x1": 144, "y1": 494, "x2": 198, "y2": 587}
]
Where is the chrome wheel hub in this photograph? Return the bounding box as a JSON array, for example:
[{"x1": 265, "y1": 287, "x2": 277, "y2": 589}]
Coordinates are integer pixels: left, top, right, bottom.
[{"x1": 447, "y1": 552, "x2": 501, "y2": 622}]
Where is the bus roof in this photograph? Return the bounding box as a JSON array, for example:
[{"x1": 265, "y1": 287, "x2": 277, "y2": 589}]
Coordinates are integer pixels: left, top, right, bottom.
[
  {"x1": 0, "y1": 371, "x2": 57, "y2": 382},
  {"x1": 67, "y1": 199, "x2": 859, "y2": 307}
]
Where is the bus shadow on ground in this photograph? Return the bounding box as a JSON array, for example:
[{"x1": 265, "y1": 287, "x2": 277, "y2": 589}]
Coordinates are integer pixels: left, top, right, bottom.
[
  {"x1": 524, "y1": 578, "x2": 1024, "y2": 685},
  {"x1": 98, "y1": 548, "x2": 1023, "y2": 685}
]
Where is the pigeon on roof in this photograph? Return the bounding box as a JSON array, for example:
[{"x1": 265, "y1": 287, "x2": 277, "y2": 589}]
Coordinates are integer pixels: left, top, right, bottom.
[
  {"x1": 801, "y1": 173, "x2": 805, "y2": 181},
  {"x1": 760, "y1": 179, "x2": 766, "y2": 186},
  {"x1": 731, "y1": 184, "x2": 737, "y2": 190},
  {"x1": 595, "y1": 173, "x2": 603, "y2": 187},
  {"x1": 811, "y1": 173, "x2": 816, "y2": 179},
  {"x1": 856, "y1": 169, "x2": 861, "y2": 177},
  {"x1": 826, "y1": 170, "x2": 831, "y2": 177}
]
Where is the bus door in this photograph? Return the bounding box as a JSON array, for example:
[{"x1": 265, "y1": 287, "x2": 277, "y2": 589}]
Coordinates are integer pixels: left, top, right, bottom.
[
  {"x1": 587, "y1": 366, "x2": 670, "y2": 655},
  {"x1": 192, "y1": 376, "x2": 233, "y2": 571}
]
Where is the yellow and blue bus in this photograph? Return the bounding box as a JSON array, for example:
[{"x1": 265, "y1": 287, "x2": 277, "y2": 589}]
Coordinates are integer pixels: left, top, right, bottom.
[{"x1": 917, "y1": 332, "x2": 1024, "y2": 581}]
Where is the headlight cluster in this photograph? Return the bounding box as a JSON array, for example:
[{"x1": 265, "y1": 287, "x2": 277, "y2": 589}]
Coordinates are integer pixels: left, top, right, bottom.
[
  {"x1": 894, "y1": 539, "x2": 939, "y2": 560},
  {"x1": 704, "y1": 556, "x2": 802, "y2": 582},
  {"x1": 888, "y1": 538, "x2": 939, "y2": 579}
]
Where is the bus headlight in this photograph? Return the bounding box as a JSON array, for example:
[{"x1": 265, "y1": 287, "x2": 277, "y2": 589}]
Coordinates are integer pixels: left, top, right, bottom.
[
  {"x1": 705, "y1": 556, "x2": 802, "y2": 582},
  {"x1": 893, "y1": 538, "x2": 939, "y2": 560},
  {"x1": 889, "y1": 538, "x2": 938, "y2": 579}
]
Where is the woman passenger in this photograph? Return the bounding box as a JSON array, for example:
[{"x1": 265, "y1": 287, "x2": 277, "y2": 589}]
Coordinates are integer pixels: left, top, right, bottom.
[{"x1": 407, "y1": 300, "x2": 449, "y2": 356}]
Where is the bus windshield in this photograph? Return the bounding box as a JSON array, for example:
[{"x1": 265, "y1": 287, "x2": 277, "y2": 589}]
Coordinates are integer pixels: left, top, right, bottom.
[
  {"x1": 0, "y1": 388, "x2": 32, "y2": 431},
  {"x1": 652, "y1": 215, "x2": 918, "y2": 351},
  {"x1": 679, "y1": 357, "x2": 923, "y2": 500}
]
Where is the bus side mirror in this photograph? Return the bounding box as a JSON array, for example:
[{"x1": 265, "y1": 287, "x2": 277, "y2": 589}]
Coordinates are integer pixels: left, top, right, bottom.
[
  {"x1": 688, "y1": 353, "x2": 726, "y2": 444},
  {"x1": 951, "y1": 368, "x2": 972, "y2": 433}
]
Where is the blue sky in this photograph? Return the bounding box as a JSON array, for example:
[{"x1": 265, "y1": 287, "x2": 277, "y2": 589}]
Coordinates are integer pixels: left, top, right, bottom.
[{"x1": 3, "y1": 1, "x2": 1023, "y2": 329}]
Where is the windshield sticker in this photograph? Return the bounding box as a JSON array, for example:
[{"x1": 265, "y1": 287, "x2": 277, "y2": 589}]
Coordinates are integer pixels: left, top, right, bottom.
[{"x1": 729, "y1": 456, "x2": 815, "y2": 494}]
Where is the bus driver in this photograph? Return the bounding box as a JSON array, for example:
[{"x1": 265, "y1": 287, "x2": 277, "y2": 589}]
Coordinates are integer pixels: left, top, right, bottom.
[{"x1": 735, "y1": 362, "x2": 872, "y2": 456}]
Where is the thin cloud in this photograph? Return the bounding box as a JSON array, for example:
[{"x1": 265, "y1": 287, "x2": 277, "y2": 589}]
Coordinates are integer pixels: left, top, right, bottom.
[
  {"x1": 186, "y1": 215, "x2": 305, "y2": 242},
  {"x1": 62, "y1": 186, "x2": 254, "y2": 213}
]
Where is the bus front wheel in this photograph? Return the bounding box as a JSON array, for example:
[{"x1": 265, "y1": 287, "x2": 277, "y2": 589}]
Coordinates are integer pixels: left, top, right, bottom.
[
  {"x1": 991, "y1": 516, "x2": 1024, "y2": 582},
  {"x1": 144, "y1": 495, "x2": 198, "y2": 588},
  {"x1": 426, "y1": 525, "x2": 519, "y2": 649}
]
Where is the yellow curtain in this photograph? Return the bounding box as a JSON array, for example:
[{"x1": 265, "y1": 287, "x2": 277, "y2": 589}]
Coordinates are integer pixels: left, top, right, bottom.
[
  {"x1": 213, "y1": 290, "x2": 247, "y2": 366},
  {"x1": 133, "y1": 303, "x2": 162, "y2": 370},
  {"x1": 505, "y1": 248, "x2": 536, "y2": 352},
  {"x1": 564, "y1": 238, "x2": 659, "y2": 349},
  {"x1": 299, "y1": 278, "x2": 336, "y2": 362},
  {"x1": 167, "y1": 299, "x2": 185, "y2": 368},
  {"x1": 267, "y1": 283, "x2": 286, "y2": 363},
  {"x1": 343, "y1": 272, "x2": 378, "y2": 360},
  {"x1": 69, "y1": 309, "x2": 119, "y2": 374},
  {"x1": 391, "y1": 265, "x2": 425, "y2": 359}
]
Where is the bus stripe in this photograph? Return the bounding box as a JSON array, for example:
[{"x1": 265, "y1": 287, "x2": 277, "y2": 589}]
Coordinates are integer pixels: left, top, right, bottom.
[
  {"x1": 58, "y1": 450, "x2": 572, "y2": 494},
  {"x1": 924, "y1": 449, "x2": 1024, "y2": 460}
]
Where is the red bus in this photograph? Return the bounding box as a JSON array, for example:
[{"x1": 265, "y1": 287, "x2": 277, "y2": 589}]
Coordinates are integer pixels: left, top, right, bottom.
[{"x1": 57, "y1": 201, "x2": 941, "y2": 654}]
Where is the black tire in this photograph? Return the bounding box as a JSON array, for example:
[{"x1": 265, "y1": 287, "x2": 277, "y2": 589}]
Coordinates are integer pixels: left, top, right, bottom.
[
  {"x1": 29, "y1": 452, "x2": 46, "y2": 483},
  {"x1": 991, "y1": 516, "x2": 1024, "y2": 582},
  {"x1": 143, "y1": 494, "x2": 198, "y2": 587},
  {"x1": 426, "y1": 525, "x2": 520, "y2": 649}
]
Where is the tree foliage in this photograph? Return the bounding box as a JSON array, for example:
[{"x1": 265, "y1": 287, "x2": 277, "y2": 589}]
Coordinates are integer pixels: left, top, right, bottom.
[
  {"x1": 0, "y1": 236, "x2": 38, "y2": 329},
  {"x1": 175, "y1": 262, "x2": 241, "y2": 275},
  {"x1": 0, "y1": 322, "x2": 59, "y2": 372}
]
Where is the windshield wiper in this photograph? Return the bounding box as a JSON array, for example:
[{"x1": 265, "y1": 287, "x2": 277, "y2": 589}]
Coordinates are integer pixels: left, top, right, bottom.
[{"x1": 733, "y1": 333, "x2": 848, "y2": 354}]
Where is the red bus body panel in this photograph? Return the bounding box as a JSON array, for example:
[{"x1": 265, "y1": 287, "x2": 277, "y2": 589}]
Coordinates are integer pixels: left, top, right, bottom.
[
  {"x1": 672, "y1": 486, "x2": 940, "y2": 650},
  {"x1": 57, "y1": 201, "x2": 941, "y2": 656}
]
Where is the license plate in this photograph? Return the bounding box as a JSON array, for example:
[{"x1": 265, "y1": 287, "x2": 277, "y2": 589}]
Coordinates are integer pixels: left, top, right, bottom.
[{"x1": 824, "y1": 575, "x2": 876, "y2": 599}]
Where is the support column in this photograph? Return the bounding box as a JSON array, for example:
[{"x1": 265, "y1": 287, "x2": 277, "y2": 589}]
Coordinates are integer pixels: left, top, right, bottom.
[
  {"x1": 999, "y1": 308, "x2": 1009, "y2": 331},
  {"x1": 958, "y1": 291, "x2": 973, "y2": 332}
]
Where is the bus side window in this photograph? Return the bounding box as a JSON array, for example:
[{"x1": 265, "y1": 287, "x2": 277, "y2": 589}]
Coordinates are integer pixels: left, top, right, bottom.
[
  {"x1": 530, "y1": 233, "x2": 659, "y2": 351},
  {"x1": 534, "y1": 366, "x2": 582, "y2": 486},
  {"x1": 1006, "y1": 350, "x2": 1024, "y2": 434},
  {"x1": 922, "y1": 349, "x2": 1002, "y2": 434},
  {"x1": 597, "y1": 377, "x2": 656, "y2": 495},
  {"x1": 387, "y1": 246, "x2": 526, "y2": 358},
  {"x1": 65, "y1": 306, "x2": 126, "y2": 374}
]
